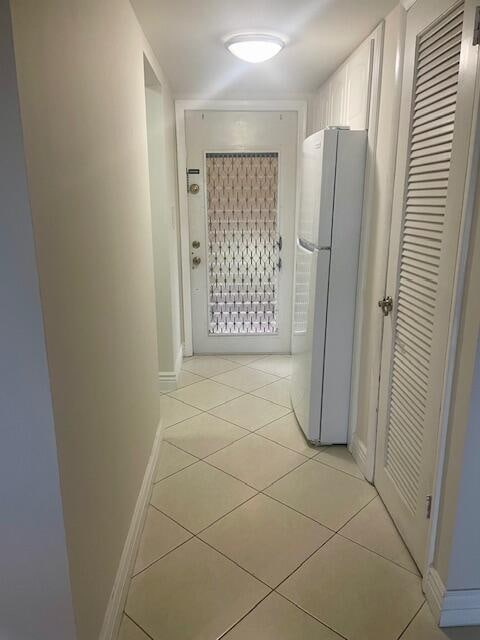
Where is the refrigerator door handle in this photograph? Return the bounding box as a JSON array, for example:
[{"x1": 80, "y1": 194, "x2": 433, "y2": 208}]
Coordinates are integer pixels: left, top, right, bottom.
[{"x1": 297, "y1": 237, "x2": 317, "y2": 253}]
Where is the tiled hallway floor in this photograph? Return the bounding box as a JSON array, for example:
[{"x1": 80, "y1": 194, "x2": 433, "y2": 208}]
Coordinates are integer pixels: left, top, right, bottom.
[{"x1": 119, "y1": 355, "x2": 479, "y2": 640}]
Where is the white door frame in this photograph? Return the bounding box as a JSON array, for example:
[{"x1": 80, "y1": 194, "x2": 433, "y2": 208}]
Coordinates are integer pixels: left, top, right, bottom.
[{"x1": 175, "y1": 100, "x2": 307, "y2": 357}]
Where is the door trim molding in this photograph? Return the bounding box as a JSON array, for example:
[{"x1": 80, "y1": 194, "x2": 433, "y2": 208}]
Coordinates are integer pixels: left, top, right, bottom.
[{"x1": 175, "y1": 99, "x2": 307, "y2": 356}]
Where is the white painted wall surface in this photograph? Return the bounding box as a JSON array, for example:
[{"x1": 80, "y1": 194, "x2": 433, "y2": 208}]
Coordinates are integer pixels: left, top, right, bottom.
[
  {"x1": 351, "y1": 5, "x2": 406, "y2": 477},
  {"x1": 0, "y1": 2, "x2": 76, "y2": 637},
  {"x1": 9, "y1": 1, "x2": 179, "y2": 637}
]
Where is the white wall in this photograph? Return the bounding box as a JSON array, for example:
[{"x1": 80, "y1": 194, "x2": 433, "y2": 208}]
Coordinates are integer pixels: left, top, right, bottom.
[
  {"x1": 9, "y1": 1, "x2": 180, "y2": 637},
  {"x1": 350, "y1": 5, "x2": 406, "y2": 477},
  {"x1": 0, "y1": 2, "x2": 76, "y2": 637}
]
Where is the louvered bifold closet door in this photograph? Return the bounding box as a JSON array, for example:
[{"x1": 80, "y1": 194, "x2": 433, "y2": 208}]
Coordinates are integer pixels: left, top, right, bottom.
[
  {"x1": 374, "y1": 0, "x2": 480, "y2": 571},
  {"x1": 385, "y1": 3, "x2": 464, "y2": 514}
]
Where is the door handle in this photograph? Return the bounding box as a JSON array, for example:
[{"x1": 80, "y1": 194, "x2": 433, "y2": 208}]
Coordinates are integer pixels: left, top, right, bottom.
[
  {"x1": 192, "y1": 256, "x2": 201, "y2": 267},
  {"x1": 378, "y1": 296, "x2": 393, "y2": 317}
]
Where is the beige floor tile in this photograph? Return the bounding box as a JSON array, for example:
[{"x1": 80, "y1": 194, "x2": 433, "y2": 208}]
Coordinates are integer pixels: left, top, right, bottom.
[
  {"x1": 210, "y1": 394, "x2": 291, "y2": 431},
  {"x1": 150, "y1": 461, "x2": 256, "y2": 533},
  {"x1": 200, "y1": 494, "x2": 332, "y2": 587},
  {"x1": 126, "y1": 538, "x2": 269, "y2": 640},
  {"x1": 222, "y1": 592, "x2": 343, "y2": 640},
  {"x1": 211, "y1": 366, "x2": 279, "y2": 392},
  {"x1": 400, "y1": 603, "x2": 480, "y2": 640},
  {"x1": 118, "y1": 615, "x2": 150, "y2": 640},
  {"x1": 169, "y1": 379, "x2": 243, "y2": 411},
  {"x1": 133, "y1": 507, "x2": 191, "y2": 575},
  {"x1": 206, "y1": 434, "x2": 306, "y2": 490},
  {"x1": 257, "y1": 413, "x2": 321, "y2": 457},
  {"x1": 182, "y1": 356, "x2": 239, "y2": 377},
  {"x1": 253, "y1": 378, "x2": 292, "y2": 408},
  {"x1": 155, "y1": 441, "x2": 197, "y2": 482},
  {"x1": 265, "y1": 460, "x2": 377, "y2": 530},
  {"x1": 159, "y1": 395, "x2": 200, "y2": 428},
  {"x1": 165, "y1": 413, "x2": 248, "y2": 458},
  {"x1": 176, "y1": 369, "x2": 203, "y2": 389},
  {"x1": 340, "y1": 496, "x2": 419, "y2": 574},
  {"x1": 279, "y1": 535, "x2": 424, "y2": 640},
  {"x1": 220, "y1": 354, "x2": 269, "y2": 365},
  {"x1": 315, "y1": 446, "x2": 364, "y2": 479},
  {"x1": 249, "y1": 354, "x2": 292, "y2": 377}
]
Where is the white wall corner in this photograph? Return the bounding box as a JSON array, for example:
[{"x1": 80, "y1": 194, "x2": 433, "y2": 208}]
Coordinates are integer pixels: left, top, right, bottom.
[
  {"x1": 99, "y1": 420, "x2": 163, "y2": 640},
  {"x1": 158, "y1": 343, "x2": 183, "y2": 393}
]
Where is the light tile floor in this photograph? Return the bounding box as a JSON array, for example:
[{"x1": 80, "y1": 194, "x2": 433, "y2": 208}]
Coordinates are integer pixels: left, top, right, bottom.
[{"x1": 119, "y1": 354, "x2": 479, "y2": 640}]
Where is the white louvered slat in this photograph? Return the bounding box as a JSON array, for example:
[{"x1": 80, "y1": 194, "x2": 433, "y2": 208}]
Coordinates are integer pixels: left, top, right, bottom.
[{"x1": 385, "y1": 3, "x2": 463, "y2": 513}]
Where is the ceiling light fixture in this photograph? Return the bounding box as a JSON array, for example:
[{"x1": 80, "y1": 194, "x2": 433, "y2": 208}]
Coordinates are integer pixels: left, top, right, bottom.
[{"x1": 224, "y1": 33, "x2": 285, "y2": 64}]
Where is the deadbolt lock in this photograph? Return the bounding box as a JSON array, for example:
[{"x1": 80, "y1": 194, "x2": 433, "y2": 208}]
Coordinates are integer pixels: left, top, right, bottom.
[
  {"x1": 378, "y1": 296, "x2": 393, "y2": 317},
  {"x1": 192, "y1": 240, "x2": 200, "y2": 249},
  {"x1": 192, "y1": 256, "x2": 201, "y2": 266},
  {"x1": 189, "y1": 183, "x2": 200, "y2": 195}
]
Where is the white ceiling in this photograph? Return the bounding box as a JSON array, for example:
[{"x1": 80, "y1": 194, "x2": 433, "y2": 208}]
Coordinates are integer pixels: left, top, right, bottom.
[{"x1": 131, "y1": 0, "x2": 398, "y2": 98}]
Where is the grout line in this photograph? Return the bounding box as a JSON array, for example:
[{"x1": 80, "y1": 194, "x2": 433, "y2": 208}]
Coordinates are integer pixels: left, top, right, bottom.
[
  {"x1": 333, "y1": 494, "x2": 378, "y2": 531},
  {"x1": 162, "y1": 392, "x2": 248, "y2": 428},
  {"x1": 311, "y1": 454, "x2": 370, "y2": 482},
  {"x1": 274, "y1": 591, "x2": 350, "y2": 640},
  {"x1": 259, "y1": 489, "x2": 336, "y2": 531},
  {"x1": 216, "y1": 590, "x2": 274, "y2": 640},
  {"x1": 162, "y1": 424, "x2": 252, "y2": 462},
  {"x1": 149, "y1": 503, "x2": 198, "y2": 537},
  {"x1": 336, "y1": 531, "x2": 422, "y2": 578},
  {"x1": 153, "y1": 456, "x2": 199, "y2": 484},
  {"x1": 130, "y1": 532, "x2": 194, "y2": 581},
  {"x1": 273, "y1": 535, "x2": 334, "y2": 593},
  {"x1": 396, "y1": 600, "x2": 427, "y2": 640},
  {"x1": 123, "y1": 612, "x2": 156, "y2": 640},
  {"x1": 196, "y1": 536, "x2": 274, "y2": 591},
  {"x1": 203, "y1": 443, "x2": 310, "y2": 493},
  {"x1": 254, "y1": 427, "x2": 321, "y2": 459},
  {"x1": 194, "y1": 492, "x2": 261, "y2": 536},
  {"x1": 172, "y1": 389, "x2": 248, "y2": 410}
]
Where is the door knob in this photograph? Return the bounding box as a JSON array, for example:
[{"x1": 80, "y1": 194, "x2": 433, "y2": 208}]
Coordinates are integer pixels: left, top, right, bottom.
[
  {"x1": 378, "y1": 296, "x2": 393, "y2": 317},
  {"x1": 192, "y1": 256, "x2": 201, "y2": 266},
  {"x1": 192, "y1": 240, "x2": 200, "y2": 249}
]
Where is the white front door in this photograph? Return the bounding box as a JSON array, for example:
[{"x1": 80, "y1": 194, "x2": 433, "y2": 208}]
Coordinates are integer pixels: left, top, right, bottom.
[
  {"x1": 185, "y1": 110, "x2": 298, "y2": 354},
  {"x1": 375, "y1": 0, "x2": 479, "y2": 570}
]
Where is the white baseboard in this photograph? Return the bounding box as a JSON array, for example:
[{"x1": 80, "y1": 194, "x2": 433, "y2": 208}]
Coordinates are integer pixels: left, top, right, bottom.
[
  {"x1": 158, "y1": 344, "x2": 184, "y2": 393},
  {"x1": 424, "y1": 567, "x2": 480, "y2": 628},
  {"x1": 424, "y1": 567, "x2": 445, "y2": 624},
  {"x1": 350, "y1": 434, "x2": 368, "y2": 479},
  {"x1": 99, "y1": 421, "x2": 163, "y2": 640}
]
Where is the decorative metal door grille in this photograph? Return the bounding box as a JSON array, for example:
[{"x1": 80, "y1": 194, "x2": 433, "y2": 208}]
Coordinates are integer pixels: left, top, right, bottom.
[{"x1": 206, "y1": 152, "x2": 280, "y2": 335}]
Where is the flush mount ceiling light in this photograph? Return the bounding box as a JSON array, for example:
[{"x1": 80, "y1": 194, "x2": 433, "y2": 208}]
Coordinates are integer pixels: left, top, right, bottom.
[{"x1": 224, "y1": 33, "x2": 286, "y2": 64}]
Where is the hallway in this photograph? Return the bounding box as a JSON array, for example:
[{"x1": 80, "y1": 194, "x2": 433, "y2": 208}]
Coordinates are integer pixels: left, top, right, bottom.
[{"x1": 119, "y1": 354, "x2": 456, "y2": 640}]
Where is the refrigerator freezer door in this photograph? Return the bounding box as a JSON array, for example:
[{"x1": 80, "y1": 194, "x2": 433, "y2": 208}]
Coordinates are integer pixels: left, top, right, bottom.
[
  {"x1": 321, "y1": 129, "x2": 367, "y2": 443},
  {"x1": 298, "y1": 129, "x2": 338, "y2": 248},
  {"x1": 291, "y1": 244, "x2": 331, "y2": 443}
]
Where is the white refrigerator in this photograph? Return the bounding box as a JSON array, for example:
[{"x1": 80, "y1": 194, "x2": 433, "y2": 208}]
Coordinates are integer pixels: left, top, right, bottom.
[{"x1": 291, "y1": 128, "x2": 367, "y2": 444}]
